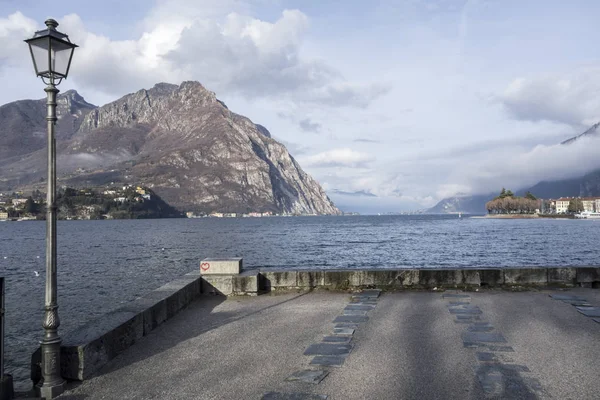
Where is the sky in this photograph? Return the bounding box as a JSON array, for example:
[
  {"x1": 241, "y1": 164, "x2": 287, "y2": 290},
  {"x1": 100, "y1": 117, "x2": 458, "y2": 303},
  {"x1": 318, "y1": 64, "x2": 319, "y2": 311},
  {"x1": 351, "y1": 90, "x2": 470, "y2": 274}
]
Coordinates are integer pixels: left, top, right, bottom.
[{"x1": 2, "y1": 0, "x2": 600, "y2": 213}]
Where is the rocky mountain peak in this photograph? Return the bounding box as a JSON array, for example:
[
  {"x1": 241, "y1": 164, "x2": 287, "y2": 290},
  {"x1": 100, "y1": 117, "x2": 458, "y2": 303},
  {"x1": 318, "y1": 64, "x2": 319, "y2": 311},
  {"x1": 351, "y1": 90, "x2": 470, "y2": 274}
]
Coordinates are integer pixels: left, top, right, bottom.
[
  {"x1": 57, "y1": 89, "x2": 96, "y2": 116},
  {"x1": 0, "y1": 81, "x2": 341, "y2": 215}
]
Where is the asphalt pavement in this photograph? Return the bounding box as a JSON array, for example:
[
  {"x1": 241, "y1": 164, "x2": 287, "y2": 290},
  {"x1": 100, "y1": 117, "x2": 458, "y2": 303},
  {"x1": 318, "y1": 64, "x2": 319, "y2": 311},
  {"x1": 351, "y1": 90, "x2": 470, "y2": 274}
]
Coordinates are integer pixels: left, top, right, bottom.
[{"x1": 57, "y1": 288, "x2": 600, "y2": 400}]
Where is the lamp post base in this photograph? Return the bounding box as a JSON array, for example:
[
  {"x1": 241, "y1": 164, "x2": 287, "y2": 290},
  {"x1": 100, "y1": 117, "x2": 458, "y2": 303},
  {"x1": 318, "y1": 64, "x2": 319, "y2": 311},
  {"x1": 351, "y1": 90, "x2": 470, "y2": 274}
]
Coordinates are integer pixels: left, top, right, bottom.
[
  {"x1": 1, "y1": 374, "x2": 14, "y2": 400},
  {"x1": 35, "y1": 378, "x2": 65, "y2": 399}
]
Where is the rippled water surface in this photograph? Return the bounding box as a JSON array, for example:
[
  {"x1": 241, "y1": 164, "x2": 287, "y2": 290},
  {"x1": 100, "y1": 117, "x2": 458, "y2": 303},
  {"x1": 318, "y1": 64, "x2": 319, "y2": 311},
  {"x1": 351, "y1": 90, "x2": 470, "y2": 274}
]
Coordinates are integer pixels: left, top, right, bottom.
[{"x1": 1, "y1": 215, "x2": 600, "y2": 388}]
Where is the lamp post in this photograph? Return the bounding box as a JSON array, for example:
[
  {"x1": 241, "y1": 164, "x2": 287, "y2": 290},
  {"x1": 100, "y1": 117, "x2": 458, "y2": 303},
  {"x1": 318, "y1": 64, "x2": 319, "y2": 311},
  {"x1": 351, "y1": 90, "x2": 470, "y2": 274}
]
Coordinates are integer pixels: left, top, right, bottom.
[{"x1": 25, "y1": 19, "x2": 77, "y2": 399}]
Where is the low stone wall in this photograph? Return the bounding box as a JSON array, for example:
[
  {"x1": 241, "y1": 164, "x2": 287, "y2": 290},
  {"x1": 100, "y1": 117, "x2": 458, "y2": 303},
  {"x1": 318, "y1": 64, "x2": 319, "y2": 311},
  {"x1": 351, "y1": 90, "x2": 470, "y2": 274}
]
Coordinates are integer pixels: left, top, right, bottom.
[
  {"x1": 259, "y1": 267, "x2": 600, "y2": 292},
  {"x1": 32, "y1": 271, "x2": 203, "y2": 383},
  {"x1": 30, "y1": 266, "x2": 600, "y2": 385}
]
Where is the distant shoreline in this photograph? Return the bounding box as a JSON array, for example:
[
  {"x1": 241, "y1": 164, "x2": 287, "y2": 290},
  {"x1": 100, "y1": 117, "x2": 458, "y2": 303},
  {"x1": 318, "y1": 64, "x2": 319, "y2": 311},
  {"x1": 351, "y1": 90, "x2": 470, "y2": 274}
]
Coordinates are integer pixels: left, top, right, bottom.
[{"x1": 471, "y1": 214, "x2": 574, "y2": 219}]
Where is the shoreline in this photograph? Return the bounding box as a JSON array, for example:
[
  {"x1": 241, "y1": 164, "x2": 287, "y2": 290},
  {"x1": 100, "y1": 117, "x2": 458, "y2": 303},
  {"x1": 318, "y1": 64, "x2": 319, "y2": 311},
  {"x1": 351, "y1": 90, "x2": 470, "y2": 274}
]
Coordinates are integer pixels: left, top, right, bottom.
[{"x1": 471, "y1": 214, "x2": 574, "y2": 219}]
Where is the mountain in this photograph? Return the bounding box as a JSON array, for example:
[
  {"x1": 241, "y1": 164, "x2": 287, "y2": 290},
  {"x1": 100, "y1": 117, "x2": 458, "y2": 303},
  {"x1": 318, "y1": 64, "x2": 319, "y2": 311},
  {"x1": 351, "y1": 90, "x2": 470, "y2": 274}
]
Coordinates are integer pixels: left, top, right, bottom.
[
  {"x1": 0, "y1": 90, "x2": 96, "y2": 164},
  {"x1": 428, "y1": 123, "x2": 600, "y2": 214},
  {"x1": 426, "y1": 194, "x2": 492, "y2": 214},
  {"x1": 0, "y1": 82, "x2": 340, "y2": 215}
]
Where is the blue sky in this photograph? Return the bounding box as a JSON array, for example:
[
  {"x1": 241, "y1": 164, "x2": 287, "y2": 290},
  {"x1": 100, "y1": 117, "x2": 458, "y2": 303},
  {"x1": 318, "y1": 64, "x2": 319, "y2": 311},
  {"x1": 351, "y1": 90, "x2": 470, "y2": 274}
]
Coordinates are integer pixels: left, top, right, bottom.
[{"x1": 2, "y1": 0, "x2": 600, "y2": 213}]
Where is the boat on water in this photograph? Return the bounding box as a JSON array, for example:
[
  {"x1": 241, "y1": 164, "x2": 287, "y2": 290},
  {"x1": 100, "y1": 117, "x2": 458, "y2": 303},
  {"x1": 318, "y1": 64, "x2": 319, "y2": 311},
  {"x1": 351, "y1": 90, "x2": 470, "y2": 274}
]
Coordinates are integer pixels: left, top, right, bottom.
[{"x1": 574, "y1": 211, "x2": 600, "y2": 219}]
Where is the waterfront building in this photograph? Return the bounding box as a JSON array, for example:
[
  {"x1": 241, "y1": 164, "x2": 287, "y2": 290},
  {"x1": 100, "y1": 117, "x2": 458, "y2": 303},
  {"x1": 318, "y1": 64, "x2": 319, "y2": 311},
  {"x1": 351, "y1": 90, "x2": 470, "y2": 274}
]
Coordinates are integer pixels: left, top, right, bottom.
[
  {"x1": 0, "y1": 211, "x2": 8, "y2": 220},
  {"x1": 555, "y1": 198, "x2": 571, "y2": 213},
  {"x1": 582, "y1": 198, "x2": 595, "y2": 212}
]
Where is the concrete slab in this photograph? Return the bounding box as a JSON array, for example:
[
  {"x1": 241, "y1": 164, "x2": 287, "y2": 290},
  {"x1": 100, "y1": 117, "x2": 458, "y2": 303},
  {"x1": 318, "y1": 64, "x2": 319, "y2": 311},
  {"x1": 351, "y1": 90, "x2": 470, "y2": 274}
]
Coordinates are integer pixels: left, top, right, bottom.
[
  {"x1": 576, "y1": 307, "x2": 600, "y2": 317},
  {"x1": 462, "y1": 332, "x2": 507, "y2": 343},
  {"x1": 303, "y1": 343, "x2": 352, "y2": 356},
  {"x1": 333, "y1": 327, "x2": 355, "y2": 336},
  {"x1": 467, "y1": 323, "x2": 494, "y2": 332},
  {"x1": 344, "y1": 305, "x2": 375, "y2": 311},
  {"x1": 322, "y1": 336, "x2": 352, "y2": 344},
  {"x1": 550, "y1": 294, "x2": 586, "y2": 301},
  {"x1": 333, "y1": 315, "x2": 368, "y2": 323},
  {"x1": 449, "y1": 307, "x2": 482, "y2": 315},
  {"x1": 476, "y1": 352, "x2": 515, "y2": 363},
  {"x1": 310, "y1": 356, "x2": 345, "y2": 368},
  {"x1": 334, "y1": 323, "x2": 359, "y2": 329},
  {"x1": 342, "y1": 310, "x2": 368, "y2": 316},
  {"x1": 262, "y1": 392, "x2": 328, "y2": 400},
  {"x1": 442, "y1": 294, "x2": 471, "y2": 299},
  {"x1": 561, "y1": 300, "x2": 591, "y2": 306},
  {"x1": 285, "y1": 369, "x2": 329, "y2": 385}
]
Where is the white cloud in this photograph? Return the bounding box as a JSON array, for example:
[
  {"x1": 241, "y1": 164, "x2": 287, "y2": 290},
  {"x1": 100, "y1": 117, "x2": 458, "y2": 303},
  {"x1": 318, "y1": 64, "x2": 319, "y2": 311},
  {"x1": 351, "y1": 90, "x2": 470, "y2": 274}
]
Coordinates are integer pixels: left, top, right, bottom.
[
  {"x1": 458, "y1": 136, "x2": 600, "y2": 194},
  {"x1": 1, "y1": 7, "x2": 388, "y2": 109},
  {"x1": 301, "y1": 148, "x2": 375, "y2": 168},
  {"x1": 0, "y1": 12, "x2": 37, "y2": 66},
  {"x1": 499, "y1": 68, "x2": 600, "y2": 127}
]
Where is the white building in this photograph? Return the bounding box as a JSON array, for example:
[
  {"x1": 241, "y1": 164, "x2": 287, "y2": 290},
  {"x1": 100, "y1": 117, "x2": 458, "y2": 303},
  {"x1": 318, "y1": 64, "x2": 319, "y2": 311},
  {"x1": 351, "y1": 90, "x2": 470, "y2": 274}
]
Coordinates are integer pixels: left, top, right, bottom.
[{"x1": 555, "y1": 198, "x2": 570, "y2": 214}]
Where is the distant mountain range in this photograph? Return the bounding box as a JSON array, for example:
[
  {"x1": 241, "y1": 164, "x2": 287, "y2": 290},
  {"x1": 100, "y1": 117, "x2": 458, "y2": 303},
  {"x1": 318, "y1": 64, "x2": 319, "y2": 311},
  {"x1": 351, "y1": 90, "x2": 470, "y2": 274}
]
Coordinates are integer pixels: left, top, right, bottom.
[
  {"x1": 0, "y1": 81, "x2": 340, "y2": 215},
  {"x1": 428, "y1": 123, "x2": 600, "y2": 214}
]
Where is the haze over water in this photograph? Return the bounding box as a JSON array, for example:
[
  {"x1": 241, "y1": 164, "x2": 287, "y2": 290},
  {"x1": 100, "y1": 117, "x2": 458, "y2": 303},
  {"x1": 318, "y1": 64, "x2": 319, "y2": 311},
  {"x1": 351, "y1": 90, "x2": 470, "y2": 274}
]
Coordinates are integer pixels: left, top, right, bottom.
[{"x1": 2, "y1": 215, "x2": 600, "y2": 388}]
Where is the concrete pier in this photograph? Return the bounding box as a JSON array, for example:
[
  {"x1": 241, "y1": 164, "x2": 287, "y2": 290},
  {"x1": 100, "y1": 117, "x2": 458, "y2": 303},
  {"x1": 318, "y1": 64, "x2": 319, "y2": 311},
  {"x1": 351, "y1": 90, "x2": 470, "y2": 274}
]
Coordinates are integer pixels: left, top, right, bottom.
[
  {"x1": 56, "y1": 288, "x2": 600, "y2": 399},
  {"x1": 21, "y1": 265, "x2": 600, "y2": 398}
]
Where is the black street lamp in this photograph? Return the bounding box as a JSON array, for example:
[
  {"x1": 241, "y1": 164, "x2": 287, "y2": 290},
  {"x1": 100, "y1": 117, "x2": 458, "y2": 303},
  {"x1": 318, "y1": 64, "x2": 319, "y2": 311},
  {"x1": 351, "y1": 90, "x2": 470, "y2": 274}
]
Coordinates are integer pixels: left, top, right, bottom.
[{"x1": 25, "y1": 18, "x2": 77, "y2": 399}]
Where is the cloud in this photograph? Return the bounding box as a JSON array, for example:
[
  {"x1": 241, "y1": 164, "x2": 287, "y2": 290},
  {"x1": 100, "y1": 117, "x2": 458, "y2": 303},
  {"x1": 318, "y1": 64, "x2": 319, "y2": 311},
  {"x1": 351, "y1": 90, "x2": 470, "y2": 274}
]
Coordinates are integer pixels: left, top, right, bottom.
[
  {"x1": 499, "y1": 68, "x2": 600, "y2": 127},
  {"x1": 301, "y1": 148, "x2": 375, "y2": 168},
  {"x1": 2, "y1": 6, "x2": 388, "y2": 109},
  {"x1": 0, "y1": 12, "x2": 37, "y2": 66},
  {"x1": 331, "y1": 189, "x2": 377, "y2": 197},
  {"x1": 354, "y1": 138, "x2": 380, "y2": 143},
  {"x1": 298, "y1": 118, "x2": 321, "y2": 132},
  {"x1": 276, "y1": 138, "x2": 312, "y2": 156}
]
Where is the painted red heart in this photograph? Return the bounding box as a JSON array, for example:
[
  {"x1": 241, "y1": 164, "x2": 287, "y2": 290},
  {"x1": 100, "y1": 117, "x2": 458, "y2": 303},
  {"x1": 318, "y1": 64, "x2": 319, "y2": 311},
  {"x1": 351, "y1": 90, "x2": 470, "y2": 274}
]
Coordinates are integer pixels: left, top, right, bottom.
[{"x1": 200, "y1": 262, "x2": 210, "y2": 271}]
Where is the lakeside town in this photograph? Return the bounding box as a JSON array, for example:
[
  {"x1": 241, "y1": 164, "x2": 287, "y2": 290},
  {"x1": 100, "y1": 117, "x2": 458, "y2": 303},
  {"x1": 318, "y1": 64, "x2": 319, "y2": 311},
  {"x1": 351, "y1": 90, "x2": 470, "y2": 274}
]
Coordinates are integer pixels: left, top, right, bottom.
[
  {"x1": 1, "y1": 185, "x2": 600, "y2": 220},
  {"x1": 0, "y1": 185, "x2": 358, "y2": 221}
]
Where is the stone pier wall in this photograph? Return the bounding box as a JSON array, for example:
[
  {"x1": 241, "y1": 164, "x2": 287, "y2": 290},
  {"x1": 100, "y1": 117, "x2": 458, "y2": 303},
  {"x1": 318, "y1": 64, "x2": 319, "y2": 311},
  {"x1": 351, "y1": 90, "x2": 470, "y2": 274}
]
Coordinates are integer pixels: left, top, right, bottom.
[
  {"x1": 31, "y1": 266, "x2": 600, "y2": 385},
  {"x1": 259, "y1": 267, "x2": 600, "y2": 292}
]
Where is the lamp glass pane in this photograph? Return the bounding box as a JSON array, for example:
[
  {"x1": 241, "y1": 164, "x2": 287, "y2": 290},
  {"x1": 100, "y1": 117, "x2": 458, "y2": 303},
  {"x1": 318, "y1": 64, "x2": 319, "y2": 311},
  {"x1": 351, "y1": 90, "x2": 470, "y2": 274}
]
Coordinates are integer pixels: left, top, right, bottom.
[
  {"x1": 29, "y1": 38, "x2": 50, "y2": 75},
  {"x1": 50, "y1": 39, "x2": 73, "y2": 77}
]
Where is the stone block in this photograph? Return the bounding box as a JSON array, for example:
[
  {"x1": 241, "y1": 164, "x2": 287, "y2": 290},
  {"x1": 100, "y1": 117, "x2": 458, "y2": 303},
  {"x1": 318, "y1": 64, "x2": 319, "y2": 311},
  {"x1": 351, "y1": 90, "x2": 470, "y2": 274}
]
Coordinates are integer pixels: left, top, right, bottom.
[
  {"x1": 59, "y1": 309, "x2": 144, "y2": 380},
  {"x1": 200, "y1": 258, "x2": 242, "y2": 275},
  {"x1": 323, "y1": 271, "x2": 351, "y2": 289},
  {"x1": 232, "y1": 272, "x2": 259, "y2": 295},
  {"x1": 548, "y1": 268, "x2": 577, "y2": 285},
  {"x1": 119, "y1": 297, "x2": 166, "y2": 336},
  {"x1": 504, "y1": 268, "x2": 547, "y2": 285},
  {"x1": 201, "y1": 275, "x2": 233, "y2": 296},
  {"x1": 348, "y1": 271, "x2": 362, "y2": 287},
  {"x1": 149, "y1": 278, "x2": 201, "y2": 318},
  {"x1": 363, "y1": 270, "x2": 400, "y2": 287},
  {"x1": 397, "y1": 270, "x2": 420, "y2": 286},
  {"x1": 480, "y1": 270, "x2": 504, "y2": 286},
  {"x1": 576, "y1": 268, "x2": 600, "y2": 283},
  {"x1": 285, "y1": 369, "x2": 329, "y2": 384},
  {"x1": 262, "y1": 271, "x2": 298, "y2": 289},
  {"x1": 419, "y1": 270, "x2": 464, "y2": 286},
  {"x1": 297, "y1": 271, "x2": 325, "y2": 288},
  {"x1": 462, "y1": 270, "x2": 482, "y2": 285}
]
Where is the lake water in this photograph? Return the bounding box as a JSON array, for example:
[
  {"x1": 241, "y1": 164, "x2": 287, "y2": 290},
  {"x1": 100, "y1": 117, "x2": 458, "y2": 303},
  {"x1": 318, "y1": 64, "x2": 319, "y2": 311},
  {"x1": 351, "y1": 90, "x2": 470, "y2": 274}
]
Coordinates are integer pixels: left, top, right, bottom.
[{"x1": 2, "y1": 215, "x2": 600, "y2": 388}]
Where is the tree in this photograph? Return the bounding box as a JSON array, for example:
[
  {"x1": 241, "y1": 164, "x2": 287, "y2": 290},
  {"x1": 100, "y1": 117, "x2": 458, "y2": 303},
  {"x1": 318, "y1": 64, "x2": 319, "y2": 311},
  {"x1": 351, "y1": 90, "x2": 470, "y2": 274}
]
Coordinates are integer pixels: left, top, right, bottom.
[
  {"x1": 568, "y1": 198, "x2": 583, "y2": 213},
  {"x1": 495, "y1": 188, "x2": 515, "y2": 200},
  {"x1": 525, "y1": 191, "x2": 537, "y2": 201},
  {"x1": 24, "y1": 196, "x2": 39, "y2": 214}
]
